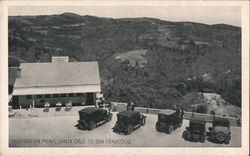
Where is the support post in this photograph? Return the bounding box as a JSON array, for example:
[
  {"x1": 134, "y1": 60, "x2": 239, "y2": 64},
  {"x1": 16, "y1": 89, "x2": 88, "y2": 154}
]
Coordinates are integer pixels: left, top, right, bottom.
[{"x1": 32, "y1": 98, "x2": 35, "y2": 109}]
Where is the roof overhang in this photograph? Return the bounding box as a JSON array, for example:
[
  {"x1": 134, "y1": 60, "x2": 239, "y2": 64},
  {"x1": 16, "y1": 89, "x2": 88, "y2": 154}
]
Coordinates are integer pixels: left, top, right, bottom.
[{"x1": 12, "y1": 84, "x2": 101, "y2": 96}]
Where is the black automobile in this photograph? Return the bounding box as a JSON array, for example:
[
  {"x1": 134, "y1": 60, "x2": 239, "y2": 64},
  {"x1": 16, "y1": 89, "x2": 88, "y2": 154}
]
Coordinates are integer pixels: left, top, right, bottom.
[
  {"x1": 182, "y1": 118, "x2": 206, "y2": 142},
  {"x1": 208, "y1": 118, "x2": 231, "y2": 144},
  {"x1": 155, "y1": 108, "x2": 184, "y2": 134},
  {"x1": 78, "y1": 107, "x2": 112, "y2": 130},
  {"x1": 113, "y1": 110, "x2": 146, "y2": 135}
]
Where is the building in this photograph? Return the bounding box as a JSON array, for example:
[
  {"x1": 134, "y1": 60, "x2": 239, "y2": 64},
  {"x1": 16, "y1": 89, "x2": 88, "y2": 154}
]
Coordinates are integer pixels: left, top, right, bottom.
[{"x1": 11, "y1": 57, "x2": 101, "y2": 108}]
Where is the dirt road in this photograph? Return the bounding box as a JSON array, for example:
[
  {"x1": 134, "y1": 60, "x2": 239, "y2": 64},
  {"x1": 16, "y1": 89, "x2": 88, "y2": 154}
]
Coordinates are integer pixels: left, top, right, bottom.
[{"x1": 9, "y1": 112, "x2": 241, "y2": 147}]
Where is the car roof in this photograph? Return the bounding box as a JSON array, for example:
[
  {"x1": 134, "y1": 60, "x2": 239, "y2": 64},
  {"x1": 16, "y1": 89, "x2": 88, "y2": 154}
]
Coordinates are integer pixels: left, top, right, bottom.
[
  {"x1": 213, "y1": 117, "x2": 229, "y2": 123},
  {"x1": 79, "y1": 107, "x2": 101, "y2": 114},
  {"x1": 190, "y1": 118, "x2": 205, "y2": 125},
  {"x1": 118, "y1": 110, "x2": 140, "y2": 117},
  {"x1": 158, "y1": 109, "x2": 176, "y2": 115}
]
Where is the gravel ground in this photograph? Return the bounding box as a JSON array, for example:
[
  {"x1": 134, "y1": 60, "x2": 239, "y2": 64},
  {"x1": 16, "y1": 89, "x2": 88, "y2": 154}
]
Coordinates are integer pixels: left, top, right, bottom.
[{"x1": 9, "y1": 108, "x2": 241, "y2": 147}]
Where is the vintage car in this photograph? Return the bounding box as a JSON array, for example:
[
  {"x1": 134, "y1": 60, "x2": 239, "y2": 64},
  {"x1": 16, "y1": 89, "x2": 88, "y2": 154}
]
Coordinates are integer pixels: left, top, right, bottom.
[
  {"x1": 78, "y1": 107, "x2": 112, "y2": 130},
  {"x1": 155, "y1": 108, "x2": 184, "y2": 134},
  {"x1": 208, "y1": 118, "x2": 231, "y2": 144},
  {"x1": 43, "y1": 102, "x2": 50, "y2": 112},
  {"x1": 55, "y1": 102, "x2": 62, "y2": 112},
  {"x1": 65, "y1": 102, "x2": 72, "y2": 111},
  {"x1": 113, "y1": 110, "x2": 146, "y2": 135},
  {"x1": 182, "y1": 118, "x2": 206, "y2": 142}
]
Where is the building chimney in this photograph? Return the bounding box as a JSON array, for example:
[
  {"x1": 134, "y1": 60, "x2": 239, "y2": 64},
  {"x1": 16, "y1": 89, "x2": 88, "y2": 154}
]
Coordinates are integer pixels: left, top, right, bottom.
[{"x1": 52, "y1": 56, "x2": 69, "y2": 63}]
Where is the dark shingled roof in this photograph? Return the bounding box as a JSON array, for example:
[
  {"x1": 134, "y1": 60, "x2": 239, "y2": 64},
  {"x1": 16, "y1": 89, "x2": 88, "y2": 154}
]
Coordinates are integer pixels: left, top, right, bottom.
[
  {"x1": 79, "y1": 107, "x2": 100, "y2": 114},
  {"x1": 117, "y1": 110, "x2": 140, "y2": 117}
]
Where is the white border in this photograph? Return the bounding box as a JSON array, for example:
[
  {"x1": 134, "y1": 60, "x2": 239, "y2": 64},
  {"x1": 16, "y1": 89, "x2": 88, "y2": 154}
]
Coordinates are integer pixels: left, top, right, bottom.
[{"x1": 0, "y1": 1, "x2": 249, "y2": 156}]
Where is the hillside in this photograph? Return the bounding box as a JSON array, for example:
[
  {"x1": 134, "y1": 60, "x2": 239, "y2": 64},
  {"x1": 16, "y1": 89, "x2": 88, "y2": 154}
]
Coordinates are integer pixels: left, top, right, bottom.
[{"x1": 8, "y1": 13, "x2": 241, "y2": 117}]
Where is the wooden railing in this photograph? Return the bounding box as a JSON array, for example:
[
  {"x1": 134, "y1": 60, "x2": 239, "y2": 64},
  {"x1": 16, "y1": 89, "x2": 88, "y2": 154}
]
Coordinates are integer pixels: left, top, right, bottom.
[{"x1": 134, "y1": 107, "x2": 241, "y2": 127}]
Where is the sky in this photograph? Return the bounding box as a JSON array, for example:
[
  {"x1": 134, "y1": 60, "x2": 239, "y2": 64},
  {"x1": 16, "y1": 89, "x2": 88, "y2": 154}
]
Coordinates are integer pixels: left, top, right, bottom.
[{"x1": 8, "y1": 6, "x2": 241, "y2": 26}]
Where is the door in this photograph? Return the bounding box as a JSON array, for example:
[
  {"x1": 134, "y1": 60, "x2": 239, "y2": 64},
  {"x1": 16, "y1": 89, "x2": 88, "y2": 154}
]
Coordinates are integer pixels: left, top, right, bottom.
[{"x1": 86, "y1": 93, "x2": 94, "y2": 105}]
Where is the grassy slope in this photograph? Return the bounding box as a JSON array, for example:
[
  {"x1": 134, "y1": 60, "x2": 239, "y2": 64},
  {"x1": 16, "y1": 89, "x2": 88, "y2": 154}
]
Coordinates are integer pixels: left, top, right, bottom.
[{"x1": 8, "y1": 13, "x2": 241, "y2": 116}]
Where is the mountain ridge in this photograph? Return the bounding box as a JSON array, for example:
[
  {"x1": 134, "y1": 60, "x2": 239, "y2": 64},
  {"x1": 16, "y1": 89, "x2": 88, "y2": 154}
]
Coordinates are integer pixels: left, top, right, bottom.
[{"x1": 9, "y1": 12, "x2": 241, "y2": 28}]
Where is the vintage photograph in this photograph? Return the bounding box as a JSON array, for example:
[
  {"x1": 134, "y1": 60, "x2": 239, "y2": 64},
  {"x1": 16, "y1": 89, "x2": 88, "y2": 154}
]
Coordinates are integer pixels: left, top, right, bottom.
[{"x1": 6, "y1": 4, "x2": 244, "y2": 149}]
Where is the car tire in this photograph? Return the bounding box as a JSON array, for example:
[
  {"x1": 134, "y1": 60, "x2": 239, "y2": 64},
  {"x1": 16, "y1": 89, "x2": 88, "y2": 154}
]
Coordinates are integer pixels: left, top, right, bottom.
[
  {"x1": 178, "y1": 120, "x2": 183, "y2": 127},
  {"x1": 141, "y1": 117, "x2": 146, "y2": 126},
  {"x1": 126, "y1": 125, "x2": 133, "y2": 135},
  {"x1": 182, "y1": 131, "x2": 187, "y2": 139},
  {"x1": 192, "y1": 131, "x2": 200, "y2": 141},
  {"x1": 106, "y1": 114, "x2": 112, "y2": 122},
  {"x1": 186, "y1": 131, "x2": 192, "y2": 141},
  {"x1": 156, "y1": 122, "x2": 160, "y2": 132},
  {"x1": 224, "y1": 137, "x2": 230, "y2": 145},
  {"x1": 167, "y1": 125, "x2": 174, "y2": 134},
  {"x1": 89, "y1": 122, "x2": 97, "y2": 130},
  {"x1": 216, "y1": 132, "x2": 226, "y2": 142},
  {"x1": 225, "y1": 134, "x2": 231, "y2": 144},
  {"x1": 78, "y1": 124, "x2": 83, "y2": 129},
  {"x1": 200, "y1": 134, "x2": 206, "y2": 143}
]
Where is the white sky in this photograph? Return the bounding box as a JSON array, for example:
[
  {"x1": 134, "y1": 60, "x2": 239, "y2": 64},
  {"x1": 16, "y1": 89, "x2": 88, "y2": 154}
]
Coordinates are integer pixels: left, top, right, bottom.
[{"x1": 9, "y1": 6, "x2": 241, "y2": 26}]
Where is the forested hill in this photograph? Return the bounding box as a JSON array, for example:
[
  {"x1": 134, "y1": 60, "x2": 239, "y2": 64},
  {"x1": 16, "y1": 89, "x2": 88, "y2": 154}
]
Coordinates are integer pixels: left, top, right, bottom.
[{"x1": 8, "y1": 13, "x2": 241, "y2": 116}]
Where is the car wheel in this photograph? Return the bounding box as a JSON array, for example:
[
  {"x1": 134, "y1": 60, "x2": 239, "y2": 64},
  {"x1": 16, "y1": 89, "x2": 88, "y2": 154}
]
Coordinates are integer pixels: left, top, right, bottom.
[
  {"x1": 167, "y1": 125, "x2": 174, "y2": 134},
  {"x1": 216, "y1": 132, "x2": 226, "y2": 142},
  {"x1": 141, "y1": 117, "x2": 146, "y2": 126},
  {"x1": 224, "y1": 137, "x2": 230, "y2": 145},
  {"x1": 192, "y1": 131, "x2": 200, "y2": 141},
  {"x1": 126, "y1": 125, "x2": 133, "y2": 135},
  {"x1": 200, "y1": 134, "x2": 206, "y2": 143},
  {"x1": 78, "y1": 124, "x2": 83, "y2": 129},
  {"x1": 89, "y1": 122, "x2": 97, "y2": 130},
  {"x1": 210, "y1": 132, "x2": 215, "y2": 140},
  {"x1": 182, "y1": 131, "x2": 187, "y2": 139},
  {"x1": 225, "y1": 134, "x2": 231, "y2": 144},
  {"x1": 178, "y1": 120, "x2": 183, "y2": 127},
  {"x1": 155, "y1": 122, "x2": 160, "y2": 132},
  {"x1": 106, "y1": 114, "x2": 112, "y2": 122},
  {"x1": 186, "y1": 131, "x2": 192, "y2": 140}
]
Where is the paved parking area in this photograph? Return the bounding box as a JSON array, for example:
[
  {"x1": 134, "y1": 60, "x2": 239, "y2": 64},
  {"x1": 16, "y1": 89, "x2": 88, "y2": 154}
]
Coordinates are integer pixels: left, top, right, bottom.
[{"x1": 9, "y1": 109, "x2": 241, "y2": 147}]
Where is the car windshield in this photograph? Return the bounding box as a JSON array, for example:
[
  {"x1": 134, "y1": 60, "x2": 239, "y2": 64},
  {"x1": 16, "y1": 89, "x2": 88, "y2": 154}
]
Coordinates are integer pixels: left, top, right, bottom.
[
  {"x1": 159, "y1": 113, "x2": 177, "y2": 121},
  {"x1": 79, "y1": 112, "x2": 90, "y2": 120},
  {"x1": 158, "y1": 114, "x2": 170, "y2": 121},
  {"x1": 117, "y1": 115, "x2": 129, "y2": 124},
  {"x1": 158, "y1": 114, "x2": 164, "y2": 120},
  {"x1": 213, "y1": 120, "x2": 230, "y2": 127},
  {"x1": 190, "y1": 122, "x2": 205, "y2": 130}
]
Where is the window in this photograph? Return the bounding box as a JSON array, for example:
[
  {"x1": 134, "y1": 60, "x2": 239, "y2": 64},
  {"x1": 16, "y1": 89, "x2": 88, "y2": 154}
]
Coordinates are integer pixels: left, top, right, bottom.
[
  {"x1": 53, "y1": 94, "x2": 59, "y2": 98},
  {"x1": 158, "y1": 114, "x2": 165, "y2": 121},
  {"x1": 45, "y1": 94, "x2": 51, "y2": 98},
  {"x1": 26, "y1": 95, "x2": 32, "y2": 99},
  {"x1": 76, "y1": 93, "x2": 83, "y2": 97},
  {"x1": 36, "y1": 95, "x2": 43, "y2": 99},
  {"x1": 61, "y1": 94, "x2": 67, "y2": 97},
  {"x1": 69, "y1": 93, "x2": 75, "y2": 97}
]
